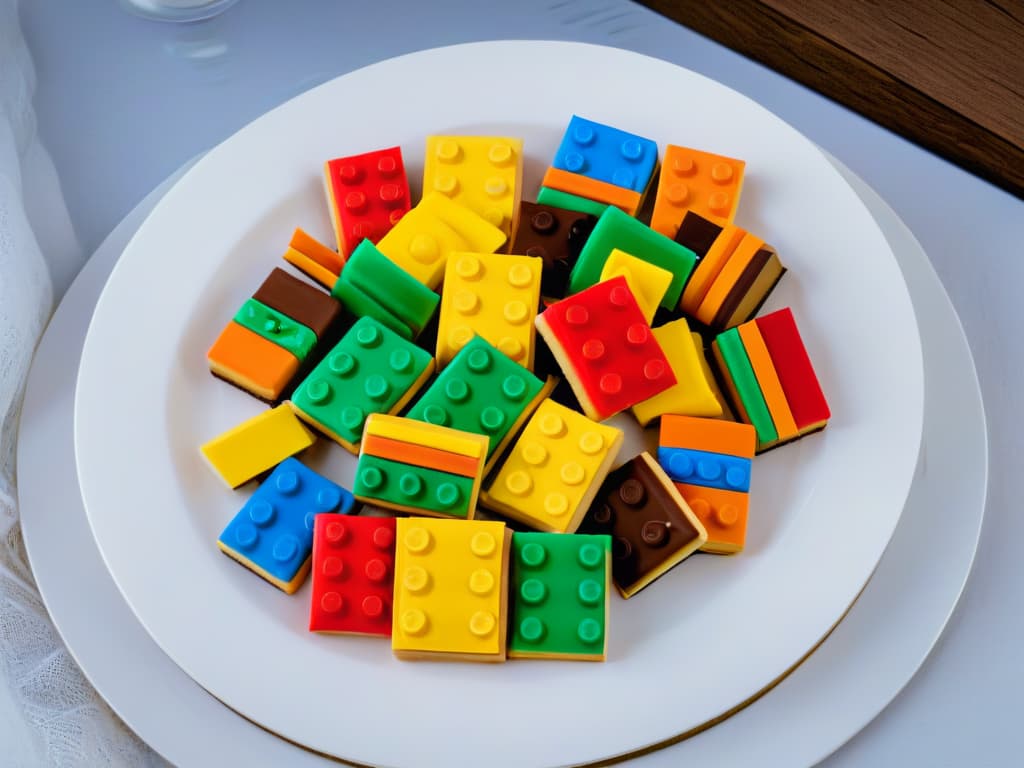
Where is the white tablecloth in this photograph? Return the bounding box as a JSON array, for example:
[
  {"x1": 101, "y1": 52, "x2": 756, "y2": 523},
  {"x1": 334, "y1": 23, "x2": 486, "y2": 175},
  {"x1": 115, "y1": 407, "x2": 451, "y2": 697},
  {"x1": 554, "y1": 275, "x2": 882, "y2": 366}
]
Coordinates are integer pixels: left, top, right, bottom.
[{"x1": 0, "y1": 0, "x2": 158, "y2": 763}]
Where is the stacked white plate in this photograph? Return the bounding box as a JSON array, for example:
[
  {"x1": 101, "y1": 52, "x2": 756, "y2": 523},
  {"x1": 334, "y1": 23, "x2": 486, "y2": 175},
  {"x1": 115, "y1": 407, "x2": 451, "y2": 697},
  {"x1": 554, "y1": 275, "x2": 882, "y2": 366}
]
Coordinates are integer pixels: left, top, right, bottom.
[{"x1": 18, "y1": 42, "x2": 986, "y2": 767}]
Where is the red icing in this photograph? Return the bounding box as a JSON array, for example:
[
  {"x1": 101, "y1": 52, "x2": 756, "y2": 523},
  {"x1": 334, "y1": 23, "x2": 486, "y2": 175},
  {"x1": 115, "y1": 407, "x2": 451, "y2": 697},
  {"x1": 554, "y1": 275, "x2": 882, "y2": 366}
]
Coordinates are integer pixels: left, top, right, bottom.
[
  {"x1": 325, "y1": 147, "x2": 410, "y2": 257},
  {"x1": 754, "y1": 307, "x2": 830, "y2": 430},
  {"x1": 540, "y1": 276, "x2": 675, "y2": 419},
  {"x1": 309, "y1": 514, "x2": 396, "y2": 636}
]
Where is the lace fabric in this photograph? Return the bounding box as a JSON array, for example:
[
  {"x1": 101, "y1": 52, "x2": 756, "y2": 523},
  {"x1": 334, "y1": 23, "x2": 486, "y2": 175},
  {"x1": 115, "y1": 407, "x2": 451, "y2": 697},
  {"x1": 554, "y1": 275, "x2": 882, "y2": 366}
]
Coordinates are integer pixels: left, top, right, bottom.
[{"x1": 0, "y1": 0, "x2": 162, "y2": 763}]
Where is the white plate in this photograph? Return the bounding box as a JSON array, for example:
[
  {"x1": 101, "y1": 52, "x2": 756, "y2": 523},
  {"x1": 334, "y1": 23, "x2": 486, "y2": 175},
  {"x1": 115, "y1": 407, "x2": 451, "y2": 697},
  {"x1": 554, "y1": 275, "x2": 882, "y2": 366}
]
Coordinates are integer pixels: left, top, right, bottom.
[
  {"x1": 21, "y1": 151, "x2": 978, "y2": 768},
  {"x1": 73, "y1": 42, "x2": 923, "y2": 767}
]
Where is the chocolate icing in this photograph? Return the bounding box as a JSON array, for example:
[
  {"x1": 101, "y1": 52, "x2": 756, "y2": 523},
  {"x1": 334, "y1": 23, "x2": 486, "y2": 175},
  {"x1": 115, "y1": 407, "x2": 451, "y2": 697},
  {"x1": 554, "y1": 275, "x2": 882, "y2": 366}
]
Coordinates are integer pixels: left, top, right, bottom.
[
  {"x1": 509, "y1": 201, "x2": 597, "y2": 298},
  {"x1": 712, "y1": 247, "x2": 774, "y2": 329},
  {"x1": 580, "y1": 454, "x2": 702, "y2": 595},
  {"x1": 673, "y1": 210, "x2": 723, "y2": 259},
  {"x1": 253, "y1": 268, "x2": 342, "y2": 339}
]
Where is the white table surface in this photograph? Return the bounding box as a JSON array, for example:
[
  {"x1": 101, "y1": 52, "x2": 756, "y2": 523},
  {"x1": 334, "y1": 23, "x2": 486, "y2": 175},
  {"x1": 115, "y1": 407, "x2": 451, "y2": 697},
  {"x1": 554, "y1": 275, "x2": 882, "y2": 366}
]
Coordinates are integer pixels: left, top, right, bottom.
[{"x1": 16, "y1": 1, "x2": 1023, "y2": 765}]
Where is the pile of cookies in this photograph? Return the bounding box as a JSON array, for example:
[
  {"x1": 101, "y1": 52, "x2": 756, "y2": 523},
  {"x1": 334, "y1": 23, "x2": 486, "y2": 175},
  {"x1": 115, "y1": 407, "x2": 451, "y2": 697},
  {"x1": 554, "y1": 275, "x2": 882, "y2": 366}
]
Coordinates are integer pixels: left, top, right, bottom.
[{"x1": 200, "y1": 115, "x2": 830, "y2": 662}]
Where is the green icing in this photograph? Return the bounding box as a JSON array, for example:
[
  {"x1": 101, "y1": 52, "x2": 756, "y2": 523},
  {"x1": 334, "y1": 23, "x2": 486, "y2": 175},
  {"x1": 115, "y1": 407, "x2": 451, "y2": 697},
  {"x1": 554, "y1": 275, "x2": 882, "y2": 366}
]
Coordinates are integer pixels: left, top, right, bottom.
[
  {"x1": 509, "y1": 532, "x2": 610, "y2": 657},
  {"x1": 333, "y1": 281, "x2": 412, "y2": 340},
  {"x1": 567, "y1": 206, "x2": 696, "y2": 308},
  {"x1": 716, "y1": 327, "x2": 778, "y2": 444},
  {"x1": 289, "y1": 316, "x2": 433, "y2": 445},
  {"x1": 233, "y1": 298, "x2": 316, "y2": 361},
  {"x1": 406, "y1": 336, "x2": 545, "y2": 460},
  {"x1": 536, "y1": 186, "x2": 609, "y2": 217},
  {"x1": 353, "y1": 454, "x2": 473, "y2": 518},
  {"x1": 333, "y1": 239, "x2": 439, "y2": 339}
]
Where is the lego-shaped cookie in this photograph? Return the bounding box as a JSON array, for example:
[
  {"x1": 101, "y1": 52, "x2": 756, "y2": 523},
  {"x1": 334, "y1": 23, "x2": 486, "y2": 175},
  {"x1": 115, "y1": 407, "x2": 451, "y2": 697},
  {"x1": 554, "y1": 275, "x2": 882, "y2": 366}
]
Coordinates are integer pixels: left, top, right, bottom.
[
  {"x1": 658, "y1": 415, "x2": 756, "y2": 554},
  {"x1": 650, "y1": 145, "x2": 745, "y2": 236},
  {"x1": 309, "y1": 514, "x2": 395, "y2": 635},
  {"x1": 208, "y1": 267, "x2": 343, "y2": 402},
  {"x1": 714, "y1": 309, "x2": 830, "y2": 452},
  {"x1": 535, "y1": 276, "x2": 675, "y2": 421},
  {"x1": 392, "y1": 518, "x2": 511, "y2": 662},
  {"x1": 324, "y1": 147, "x2": 411, "y2": 257},
  {"x1": 552, "y1": 115, "x2": 659, "y2": 195},
  {"x1": 674, "y1": 208, "x2": 786, "y2": 329},
  {"x1": 332, "y1": 240, "x2": 440, "y2": 340},
  {"x1": 423, "y1": 136, "x2": 523, "y2": 237},
  {"x1": 436, "y1": 252, "x2": 542, "y2": 369},
  {"x1": 568, "y1": 206, "x2": 696, "y2": 308},
  {"x1": 631, "y1": 318, "x2": 723, "y2": 427},
  {"x1": 580, "y1": 453, "x2": 707, "y2": 598},
  {"x1": 201, "y1": 405, "x2": 316, "y2": 489},
  {"x1": 218, "y1": 459, "x2": 355, "y2": 593},
  {"x1": 540, "y1": 167, "x2": 642, "y2": 216},
  {"x1": 536, "y1": 186, "x2": 610, "y2": 218},
  {"x1": 376, "y1": 192, "x2": 507, "y2": 289},
  {"x1": 691, "y1": 235, "x2": 785, "y2": 330},
  {"x1": 406, "y1": 335, "x2": 553, "y2": 472},
  {"x1": 289, "y1": 316, "x2": 435, "y2": 453},
  {"x1": 508, "y1": 532, "x2": 611, "y2": 661},
  {"x1": 598, "y1": 249, "x2": 673, "y2": 324},
  {"x1": 481, "y1": 400, "x2": 622, "y2": 533},
  {"x1": 508, "y1": 201, "x2": 597, "y2": 299},
  {"x1": 283, "y1": 228, "x2": 347, "y2": 289},
  {"x1": 353, "y1": 414, "x2": 489, "y2": 519}
]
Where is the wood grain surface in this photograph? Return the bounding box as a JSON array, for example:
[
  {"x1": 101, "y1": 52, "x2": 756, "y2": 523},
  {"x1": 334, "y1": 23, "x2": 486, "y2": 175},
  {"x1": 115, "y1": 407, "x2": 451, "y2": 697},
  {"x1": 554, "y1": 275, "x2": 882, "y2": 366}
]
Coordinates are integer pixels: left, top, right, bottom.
[{"x1": 638, "y1": 0, "x2": 1024, "y2": 198}]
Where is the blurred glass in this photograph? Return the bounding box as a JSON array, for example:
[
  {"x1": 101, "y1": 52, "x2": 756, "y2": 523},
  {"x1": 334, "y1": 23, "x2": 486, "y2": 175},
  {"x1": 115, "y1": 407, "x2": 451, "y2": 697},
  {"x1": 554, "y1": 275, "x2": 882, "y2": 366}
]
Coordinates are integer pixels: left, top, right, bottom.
[{"x1": 120, "y1": 0, "x2": 240, "y2": 23}]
